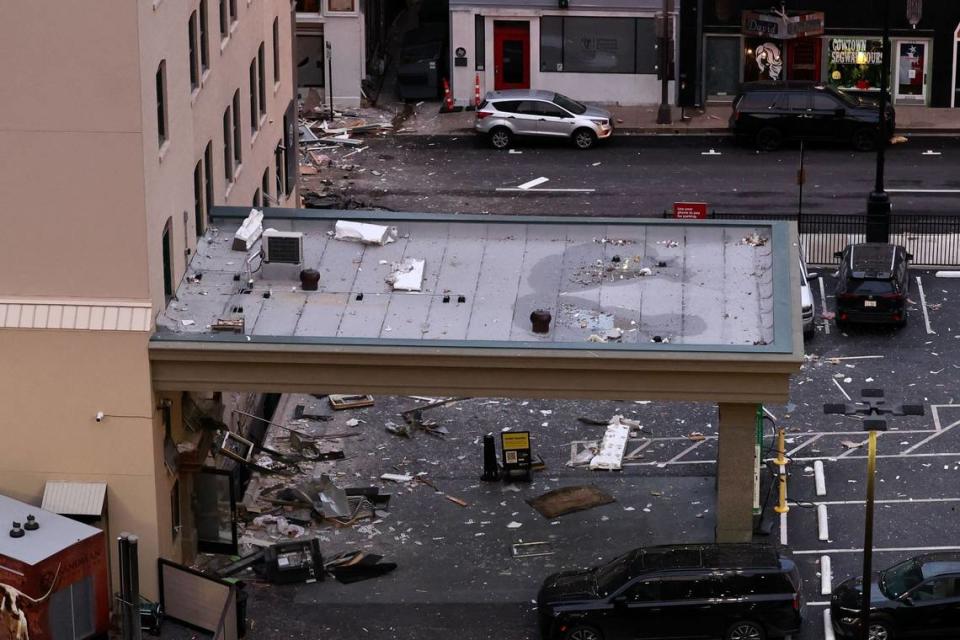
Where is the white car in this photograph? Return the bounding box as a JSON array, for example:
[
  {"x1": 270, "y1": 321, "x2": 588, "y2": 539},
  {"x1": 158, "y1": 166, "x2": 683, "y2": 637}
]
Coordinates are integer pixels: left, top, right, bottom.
[{"x1": 799, "y1": 252, "x2": 816, "y2": 339}]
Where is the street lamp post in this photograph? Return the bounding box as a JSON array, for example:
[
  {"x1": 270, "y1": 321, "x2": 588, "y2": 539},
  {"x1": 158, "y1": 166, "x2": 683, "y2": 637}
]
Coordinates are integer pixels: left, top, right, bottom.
[
  {"x1": 825, "y1": 389, "x2": 924, "y2": 640},
  {"x1": 866, "y1": 0, "x2": 892, "y2": 242},
  {"x1": 656, "y1": 0, "x2": 673, "y2": 125}
]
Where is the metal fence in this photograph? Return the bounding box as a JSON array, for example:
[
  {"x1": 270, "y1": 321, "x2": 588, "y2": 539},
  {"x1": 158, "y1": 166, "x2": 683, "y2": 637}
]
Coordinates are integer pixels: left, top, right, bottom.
[{"x1": 704, "y1": 212, "x2": 960, "y2": 268}]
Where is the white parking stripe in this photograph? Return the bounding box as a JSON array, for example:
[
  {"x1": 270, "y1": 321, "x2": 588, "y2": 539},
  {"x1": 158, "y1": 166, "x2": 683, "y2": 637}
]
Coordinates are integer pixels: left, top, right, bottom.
[
  {"x1": 837, "y1": 438, "x2": 869, "y2": 458},
  {"x1": 887, "y1": 188, "x2": 960, "y2": 193},
  {"x1": 517, "y1": 177, "x2": 549, "y2": 190},
  {"x1": 624, "y1": 439, "x2": 653, "y2": 460},
  {"x1": 794, "y1": 545, "x2": 960, "y2": 555},
  {"x1": 667, "y1": 439, "x2": 707, "y2": 463},
  {"x1": 901, "y1": 420, "x2": 960, "y2": 455},
  {"x1": 917, "y1": 276, "x2": 935, "y2": 335},
  {"x1": 812, "y1": 497, "x2": 960, "y2": 506},
  {"x1": 823, "y1": 610, "x2": 836, "y2": 640},
  {"x1": 788, "y1": 433, "x2": 823, "y2": 457}
]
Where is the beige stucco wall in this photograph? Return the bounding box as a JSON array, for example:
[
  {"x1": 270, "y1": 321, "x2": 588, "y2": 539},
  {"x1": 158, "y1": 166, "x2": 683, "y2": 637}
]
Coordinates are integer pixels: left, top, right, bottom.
[
  {"x1": 0, "y1": 0, "x2": 294, "y2": 605},
  {"x1": 0, "y1": 329, "x2": 162, "y2": 597}
]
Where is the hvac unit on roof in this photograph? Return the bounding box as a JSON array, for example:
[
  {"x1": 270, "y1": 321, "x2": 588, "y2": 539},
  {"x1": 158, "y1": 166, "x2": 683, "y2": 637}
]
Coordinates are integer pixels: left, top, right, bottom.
[{"x1": 262, "y1": 229, "x2": 304, "y2": 264}]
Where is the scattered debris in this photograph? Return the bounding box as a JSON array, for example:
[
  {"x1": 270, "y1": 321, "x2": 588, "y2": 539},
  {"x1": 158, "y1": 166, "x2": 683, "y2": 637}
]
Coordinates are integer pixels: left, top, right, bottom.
[
  {"x1": 527, "y1": 485, "x2": 616, "y2": 519},
  {"x1": 511, "y1": 542, "x2": 554, "y2": 558},
  {"x1": 326, "y1": 551, "x2": 397, "y2": 584},
  {"x1": 742, "y1": 233, "x2": 768, "y2": 247},
  {"x1": 841, "y1": 440, "x2": 864, "y2": 450},
  {"x1": 333, "y1": 220, "x2": 397, "y2": 245},
  {"x1": 386, "y1": 258, "x2": 426, "y2": 291},
  {"x1": 233, "y1": 208, "x2": 263, "y2": 251},
  {"x1": 380, "y1": 473, "x2": 414, "y2": 483},
  {"x1": 686, "y1": 432, "x2": 706, "y2": 442},
  {"x1": 329, "y1": 394, "x2": 375, "y2": 410},
  {"x1": 590, "y1": 416, "x2": 631, "y2": 470}
]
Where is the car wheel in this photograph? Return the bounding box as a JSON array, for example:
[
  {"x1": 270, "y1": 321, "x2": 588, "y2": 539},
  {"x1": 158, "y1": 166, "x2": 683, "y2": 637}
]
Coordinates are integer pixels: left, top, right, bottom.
[
  {"x1": 852, "y1": 128, "x2": 878, "y2": 152},
  {"x1": 868, "y1": 619, "x2": 895, "y2": 640},
  {"x1": 755, "y1": 127, "x2": 782, "y2": 151},
  {"x1": 489, "y1": 127, "x2": 512, "y2": 150},
  {"x1": 724, "y1": 620, "x2": 765, "y2": 640},
  {"x1": 565, "y1": 624, "x2": 602, "y2": 640},
  {"x1": 573, "y1": 128, "x2": 597, "y2": 150}
]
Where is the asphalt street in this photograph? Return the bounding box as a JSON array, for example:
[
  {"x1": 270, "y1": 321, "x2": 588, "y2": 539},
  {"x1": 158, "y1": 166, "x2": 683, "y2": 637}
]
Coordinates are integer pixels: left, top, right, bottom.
[
  {"x1": 163, "y1": 271, "x2": 960, "y2": 640},
  {"x1": 331, "y1": 134, "x2": 960, "y2": 218}
]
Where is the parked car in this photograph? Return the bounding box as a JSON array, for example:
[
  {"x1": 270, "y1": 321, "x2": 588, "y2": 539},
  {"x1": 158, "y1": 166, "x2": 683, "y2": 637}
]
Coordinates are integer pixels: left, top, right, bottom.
[
  {"x1": 730, "y1": 82, "x2": 896, "y2": 151},
  {"x1": 537, "y1": 543, "x2": 803, "y2": 640},
  {"x1": 799, "y1": 251, "x2": 817, "y2": 339},
  {"x1": 475, "y1": 90, "x2": 613, "y2": 150},
  {"x1": 831, "y1": 553, "x2": 960, "y2": 639},
  {"x1": 833, "y1": 243, "x2": 911, "y2": 328}
]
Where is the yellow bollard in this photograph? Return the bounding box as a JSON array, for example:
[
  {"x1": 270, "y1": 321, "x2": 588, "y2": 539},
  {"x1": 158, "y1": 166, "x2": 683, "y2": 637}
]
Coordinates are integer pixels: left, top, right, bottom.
[
  {"x1": 774, "y1": 428, "x2": 788, "y2": 466},
  {"x1": 774, "y1": 471, "x2": 789, "y2": 513}
]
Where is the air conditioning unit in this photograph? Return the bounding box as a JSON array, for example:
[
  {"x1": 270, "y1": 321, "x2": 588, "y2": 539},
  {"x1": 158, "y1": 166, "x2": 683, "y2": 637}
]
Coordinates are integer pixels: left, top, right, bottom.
[{"x1": 262, "y1": 229, "x2": 303, "y2": 264}]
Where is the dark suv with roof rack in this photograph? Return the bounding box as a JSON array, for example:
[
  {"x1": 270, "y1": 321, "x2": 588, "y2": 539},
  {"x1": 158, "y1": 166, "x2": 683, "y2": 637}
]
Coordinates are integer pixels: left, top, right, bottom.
[
  {"x1": 834, "y1": 243, "x2": 912, "y2": 328},
  {"x1": 730, "y1": 82, "x2": 896, "y2": 151},
  {"x1": 537, "y1": 543, "x2": 803, "y2": 640}
]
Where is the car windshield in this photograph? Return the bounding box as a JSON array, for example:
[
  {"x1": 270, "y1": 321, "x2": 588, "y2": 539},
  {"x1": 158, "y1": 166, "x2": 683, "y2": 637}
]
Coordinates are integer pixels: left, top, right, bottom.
[
  {"x1": 881, "y1": 559, "x2": 924, "y2": 598},
  {"x1": 553, "y1": 93, "x2": 587, "y2": 115},
  {"x1": 593, "y1": 550, "x2": 637, "y2": 595},
  {"x1": 850, "y1": 279, "x2": 895, "y2": 296}
]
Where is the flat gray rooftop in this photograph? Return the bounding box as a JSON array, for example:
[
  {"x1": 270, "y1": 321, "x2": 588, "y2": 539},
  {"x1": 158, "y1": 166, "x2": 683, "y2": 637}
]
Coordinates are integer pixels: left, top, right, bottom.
[
  {"x1": 0, "y1": 494, "x2": 100, "y2": 565},
  {"x1": 156, "y1": 210, "x2": 793, "y2": 353}
]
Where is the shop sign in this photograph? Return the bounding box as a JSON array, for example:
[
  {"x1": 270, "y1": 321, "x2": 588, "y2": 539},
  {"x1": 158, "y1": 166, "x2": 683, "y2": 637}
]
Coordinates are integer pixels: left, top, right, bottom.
[
  {"x1": 673, "y1": 202, "x2": 708, "y2": 220},
  {"x1": 830, "y1": 39, "x2": 883, "y2": 65},
  {"x1": 742, "y1": 10, "x2": 824, "y2": 40}
]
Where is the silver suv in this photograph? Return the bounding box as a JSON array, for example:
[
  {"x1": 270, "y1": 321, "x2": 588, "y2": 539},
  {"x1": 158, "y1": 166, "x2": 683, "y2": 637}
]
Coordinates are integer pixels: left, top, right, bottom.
[{"x1": 475, "y1": 90, "x2": 613, "y2": 150}]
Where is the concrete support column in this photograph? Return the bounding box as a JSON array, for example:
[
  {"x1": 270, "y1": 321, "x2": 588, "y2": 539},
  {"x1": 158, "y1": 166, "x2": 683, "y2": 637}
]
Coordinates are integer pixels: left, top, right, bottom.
[{"x1": 715, "y1": 402, "x2": 758, "y2": 543}]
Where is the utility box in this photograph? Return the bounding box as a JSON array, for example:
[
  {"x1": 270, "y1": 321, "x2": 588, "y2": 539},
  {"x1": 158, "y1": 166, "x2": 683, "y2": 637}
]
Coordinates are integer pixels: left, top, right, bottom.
[
  {"x1": 262, "y1": 538, "x2": 323, "y2": 584},
  {"x1": 0, "y1": 494, "x2": 110, "y2": 640}
]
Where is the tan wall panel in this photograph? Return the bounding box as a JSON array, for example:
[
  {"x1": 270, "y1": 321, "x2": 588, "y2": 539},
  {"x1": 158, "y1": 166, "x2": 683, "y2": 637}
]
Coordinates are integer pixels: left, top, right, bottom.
[
  {"x1": 0, "y1": 131, "x2": 149, "y2": 299},
  {"x1": 0, "y1": 0, "x2": 142, "y2": 133}
]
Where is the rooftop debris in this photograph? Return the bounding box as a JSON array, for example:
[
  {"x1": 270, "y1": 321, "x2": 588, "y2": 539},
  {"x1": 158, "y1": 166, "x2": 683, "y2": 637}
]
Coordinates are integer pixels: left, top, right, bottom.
[
  {"x1": 589, "y1": 415, "x2": 633, "y2": 470},
  {"x1": 333, "y1": 220, "x2": 397, "y2": 246},
  {"x1": 386, "y1": 258, "x2": 425, "y2": 291},
  {"x1": 329, "y1": 394, "x2": 375, "y2": 410}
]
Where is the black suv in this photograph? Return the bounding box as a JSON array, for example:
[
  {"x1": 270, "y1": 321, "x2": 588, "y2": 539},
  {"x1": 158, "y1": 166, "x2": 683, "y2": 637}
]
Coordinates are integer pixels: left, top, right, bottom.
[
  {"x1": 537, "y1": 543, "x2": 803, "y2": 640},
  {"x1": 834, "y1": 243, "x2": 912, "y2": 328},
  {"x1": 730, "y1": 82, "x2": 896, "y2": 151},
  {"x1": 831, "y1": 553, "x2": 960, "y2": 639}
]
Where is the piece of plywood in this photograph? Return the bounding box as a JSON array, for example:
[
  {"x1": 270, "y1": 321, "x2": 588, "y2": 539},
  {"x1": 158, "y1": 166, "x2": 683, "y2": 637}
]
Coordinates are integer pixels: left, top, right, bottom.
[{"x1": 526, "y1": 485, "x2": 615, "y2": 519}]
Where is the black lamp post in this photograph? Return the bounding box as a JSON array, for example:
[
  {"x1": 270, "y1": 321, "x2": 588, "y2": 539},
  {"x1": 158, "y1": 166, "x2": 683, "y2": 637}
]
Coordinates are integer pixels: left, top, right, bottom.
[
  {"x1": 825, "y1": 389, "x2": 924, "y2": 640},
  {"x1": 656, "y1": 0, "x2": 673, "y2": 124},
  {"x1": 866, "y1": 0, "x2": 892, "y2": 242}
]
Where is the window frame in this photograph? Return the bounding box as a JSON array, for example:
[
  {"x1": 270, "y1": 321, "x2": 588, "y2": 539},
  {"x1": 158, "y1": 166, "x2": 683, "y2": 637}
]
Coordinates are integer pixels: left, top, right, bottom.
[
  {"x1": 258, "y1": 43, "x2": 267, "y2": 117},
  {"x1": 272, "y1": 18, "x2": 281, "y2": 86},
  {"x1": 541, "y1": 16, "x2": 654, "y2": 75},
  {"x1": 156, "y1": 61, "x2": 168, "y2": 149},
  {"x1": 324, "y1": 0, "x2": 357, "y2": 15},
  {"x1": 223, "y1": 106, "x2": 233, "y2": 181},
  {"x1": 262, "y1": 167, "x2": 271, "y2": 206},
  {"x1": 219, "y1": 0, "x2": 228, "y2": 40},
  {"x1": 188, "y1": 11, "x2": 200, "y2": 91},
  {"x1": 199, "y1": 0, "x2": 210, "y2": 72},
  {"x1": 249, "y1": 59, "x2": 259, "y2": 134},
  {"x1": 232, "y1": 89, "x2": 242, "y2": 169}
]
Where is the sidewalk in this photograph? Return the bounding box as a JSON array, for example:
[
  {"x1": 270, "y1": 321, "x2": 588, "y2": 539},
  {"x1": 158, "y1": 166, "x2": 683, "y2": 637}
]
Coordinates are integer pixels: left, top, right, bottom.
[{"x1": 399, "y1": 101, "x2": 960, "y2": 137}]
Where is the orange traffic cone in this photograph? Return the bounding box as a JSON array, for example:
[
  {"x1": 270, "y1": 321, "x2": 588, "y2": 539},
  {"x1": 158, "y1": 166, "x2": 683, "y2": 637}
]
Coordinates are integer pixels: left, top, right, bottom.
[
  {"x1": 474, "y1": 74, "x2": 481, "y2": 109},
  {"x1": 442, "y1": 78, "x2": 454, "y2": 113}
]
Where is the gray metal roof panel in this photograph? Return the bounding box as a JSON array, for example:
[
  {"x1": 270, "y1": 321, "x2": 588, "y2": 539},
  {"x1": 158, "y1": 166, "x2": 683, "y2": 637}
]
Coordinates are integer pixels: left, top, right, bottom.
[
  {"x1": 155, "y1": 209, "x2": 795, "y2": 355},
  {"x1": 41, "y1": 482, "x2": 107, "y2": 517}
]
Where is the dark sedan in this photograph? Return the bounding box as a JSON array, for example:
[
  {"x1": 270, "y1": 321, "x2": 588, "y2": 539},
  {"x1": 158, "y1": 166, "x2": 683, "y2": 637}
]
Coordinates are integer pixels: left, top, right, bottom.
[
  {"x1": 831, "y1": 553, "x2": 960, "y2": 639},
  {"x1": 834, "y1": 243, "x2": 912, "y2": 329}
]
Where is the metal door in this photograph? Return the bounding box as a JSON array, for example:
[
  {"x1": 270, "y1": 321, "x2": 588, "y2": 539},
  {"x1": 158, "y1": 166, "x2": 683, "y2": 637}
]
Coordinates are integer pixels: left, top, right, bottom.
[
  {"x1": 895, "y1": 40, "x2": 928, "y2": 104},
  {"x1": 195, "y1": 469, "x2": 238, "y2": 555},
  {"x1": 494, "y1": 22, "x2": 530, "y2": 90},
  {"x1": 535, "y1": 101, "x2": 576, "y2": 137}
]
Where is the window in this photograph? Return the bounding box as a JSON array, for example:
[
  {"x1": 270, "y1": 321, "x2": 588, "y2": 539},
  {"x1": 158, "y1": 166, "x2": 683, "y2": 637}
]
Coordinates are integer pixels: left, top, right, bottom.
[
  {"x1": 275, "y1": 140, "x2": 286, "y2": 198},
  {"x1": 232, "y1": 90, "x2": 242, "y2": 168},
  {"x1": 219, "y1": 0, "x2": 228, "y2": 39},
  {"x1": 272, "y1": 19, "x2": 281, "y2": 84},
  {"x1": 204, "y1": 142, "x2": 214, "y2": 209},
  {"x1": 223, "y1": 107, "x2": 233, "y2": 180},
  {"x1": 162, "y1": 219, "x2": 173, "y2": 299},
  {"x1": 249, "y1": 60, "x2": 259, "y2": 133},
  {"x1": 827, "y1": 38, "x2": 884, "y2": 91},
  {"x1": 541, "y1": 17, "x2": 643, "y2": 74},
  {"x1": 199, "y1": 0, "x2": 210, "y2": 72},
  {"x1": 295, "y1": 29, "x2": 325, "y2": 87},
  {"x1": 156, "y1": 61, "x2": 168, "y2": 148},
  {"x1": 812, "y1": 94, "x2": 840, "y2": 110},
  {"x1": 171, "y1": 479, "x2": 181, "y2": 539},
  {"x1": 475, "y1": 15, "x2": 485, "y2": 70},
  {"x1": 911, "y1": 577, "x2": 958, "y2": 601},
  {"x1": 194, "y1": 160, "x2": 205, "y2": 236},
  {"x1": 295, "y1": 0, "x2": 320, "y2": 10},
  {"x1": 258, "y1": 43, "x2": 266, "y2": 117},
  {"x1": 262, "y1": 167, "x2": 270, "y2": 206},
  {"x1": 326, "y1": 0, "x2": 355, "y2": 12},
  {"x1": 188, "y1": 12, "x2": 199, "y2": 91},
  {"x1": 253, "y1": 188, "x2": 261, "y2": 207},
  {"x1": 659, "y1": 577, "x2": 715, "y2": 601},
  {"x1": 229, "y1": 0, "x2": 237, "y2": 26},
  {"x1": 624, "y1": 579, "x2": 660, "y2": 602}
]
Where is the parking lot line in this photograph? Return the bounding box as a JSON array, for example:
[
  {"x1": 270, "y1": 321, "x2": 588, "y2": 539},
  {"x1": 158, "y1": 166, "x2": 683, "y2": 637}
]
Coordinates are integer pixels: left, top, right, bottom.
[
  {"x1": 929, "y1": 404, "x2": 960, "y2": 431},
  {"x1": 794, "y1": 545, "x2": 960, "y2": 555},
  {"x1": 787, "y1": 450, "x2": 960, "y2": 463},
  {"x1": 823, "y1": 610, "x2": 836, "y2": 640},
  {"x1": 900, "y1": 420, "x2": 960, "y2": 454},
  {"x1": 812, "y1": 497, "x2": 960, "y2": 506},
  {"x1": 820, "y1": 555, "x2": 832, "y2": 595},
  {"x1": 916, "y1": 276, "x2": 935, "y2": 335},
  {"x1": 817, "y1": 504, "x2": 830, "y2": 541},
  {"x1": 666, "y1": 439, "x2": 707, "y2": 463},
  {"x1": 788, "y1": 433, "x2": 823, "y2": 457},
  {"x1": 836, "y1": 437, "x2": 870, "y2": 459},
  {"x1": 814, "y1": 460, "x2": 827, "y2": 496}
]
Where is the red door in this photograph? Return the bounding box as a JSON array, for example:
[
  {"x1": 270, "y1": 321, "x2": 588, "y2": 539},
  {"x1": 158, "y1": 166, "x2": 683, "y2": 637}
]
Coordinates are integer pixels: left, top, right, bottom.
[
  {"x1": 787, "y1": 38, "x2": 821, "y2": 82},
  {"x1": 494, "y1": 22, "x2": 530, "y2": 90}
]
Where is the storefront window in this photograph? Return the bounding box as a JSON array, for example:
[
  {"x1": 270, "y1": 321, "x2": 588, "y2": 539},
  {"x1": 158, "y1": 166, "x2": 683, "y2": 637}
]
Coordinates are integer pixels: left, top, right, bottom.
[
  {"x1": 744, "y1": 38, "x2": 783, "y2": 82},
  {"x1": 826, "y1": 37, "x2": 884, "y2": 91},
  {"x1": 540, "y1": 17, "x2": 640, "y2": 74}
]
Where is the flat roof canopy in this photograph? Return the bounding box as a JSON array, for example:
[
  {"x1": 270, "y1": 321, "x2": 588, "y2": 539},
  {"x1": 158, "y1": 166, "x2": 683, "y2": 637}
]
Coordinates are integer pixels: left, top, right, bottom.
[{"x1": 150, "y1": 209, "x2": 803, "y2": 403}]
